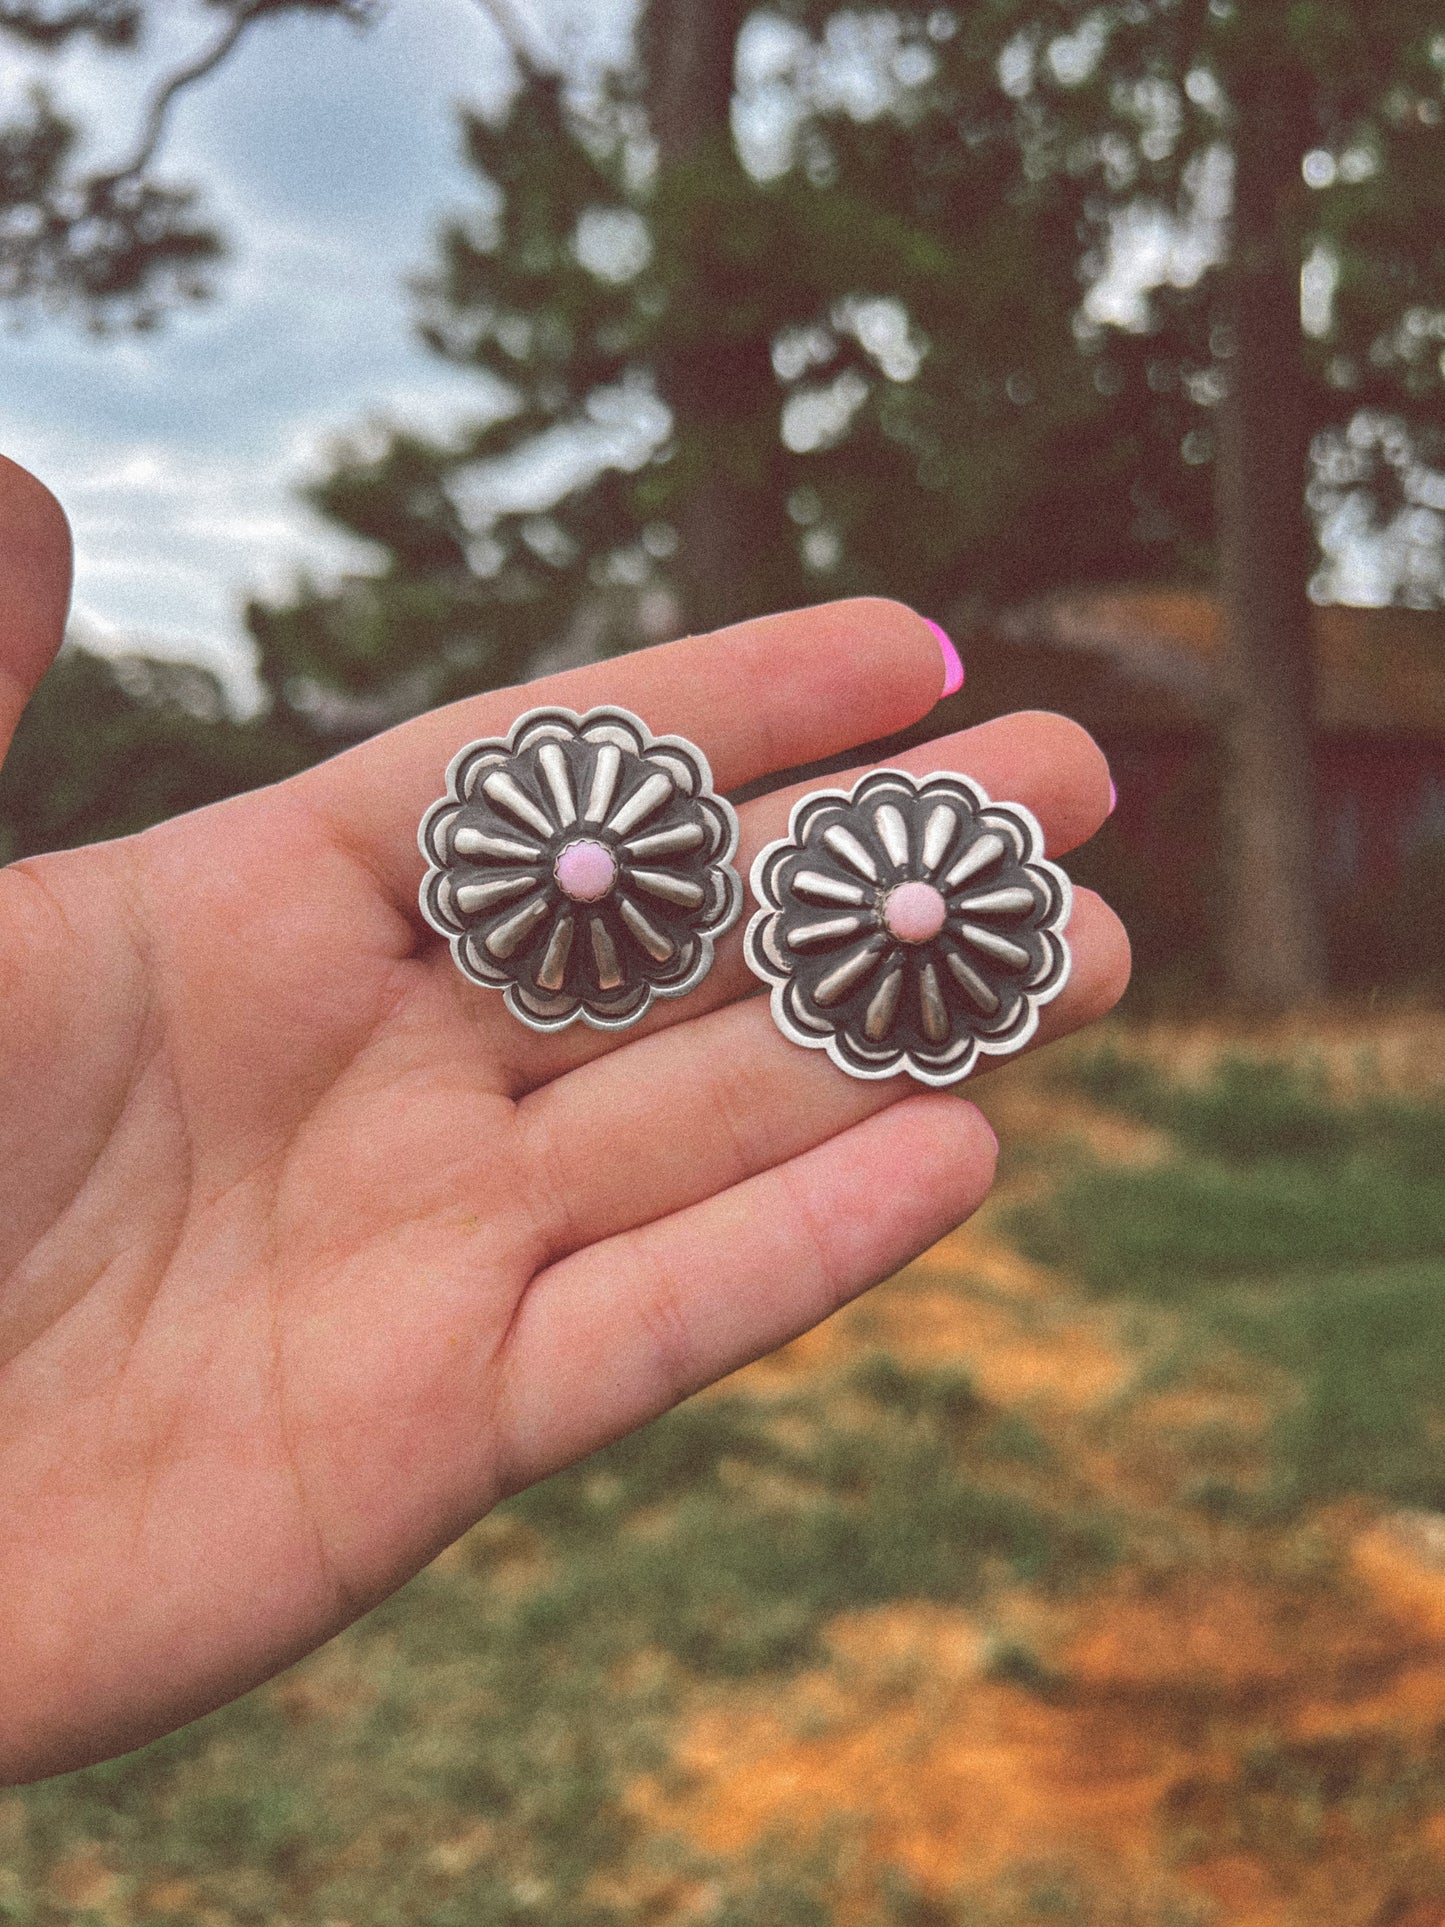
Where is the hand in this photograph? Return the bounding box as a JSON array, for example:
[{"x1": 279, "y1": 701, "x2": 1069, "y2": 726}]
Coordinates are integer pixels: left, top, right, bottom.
[{"x1": 0, "y1": 456, "x2": 1128, "y2": 1783}]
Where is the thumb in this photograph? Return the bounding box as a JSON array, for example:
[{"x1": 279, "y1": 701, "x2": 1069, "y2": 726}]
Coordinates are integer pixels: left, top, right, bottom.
[{"x1": 0, "y1": 455, "x2": 72, "y2": 766}]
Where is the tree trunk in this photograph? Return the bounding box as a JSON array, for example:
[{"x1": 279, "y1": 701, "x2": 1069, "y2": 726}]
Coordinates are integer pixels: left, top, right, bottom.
[
  {"x1": 640, "y1": 0, "x2": 756, "y2": 637},
  {"x1": 639, "y1": 0, "x2": 744, "y2": 168},
  {"x1": 1215, "y1": 61, "x2": 1325, "y2": 1006}
]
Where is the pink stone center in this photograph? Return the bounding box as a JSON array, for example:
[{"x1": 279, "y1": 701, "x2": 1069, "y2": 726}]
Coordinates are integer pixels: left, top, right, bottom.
[
  {"x1": 554, "y1": 837, "x2": 617, "y2": 903},
  {"x1": 882, "y1": 879, "x2": 947, "y2": 945}
]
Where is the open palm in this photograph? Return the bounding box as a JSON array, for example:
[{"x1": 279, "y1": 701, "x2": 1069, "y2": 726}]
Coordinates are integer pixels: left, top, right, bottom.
[{"x1": 0, "y1": 458, "x2": 1128, "y2": 1783}]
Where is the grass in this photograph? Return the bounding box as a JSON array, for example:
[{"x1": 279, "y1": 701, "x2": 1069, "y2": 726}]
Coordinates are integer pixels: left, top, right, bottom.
[
  {"x1": 506, "y1": 1360, "x2": 1114, "y2": 1678},
  {"x1": 8, "y1": 1030, "x2": 1445, "y2": 1922},
  {"x1": 1164, "y1": 1724, "x2": 1445, "y2": 1890},
  {"x1": 2, "y1": 1354, "x2": 1112, "y2": 1926},
  {"x1": 1012, "y1": 1048, "x2": 1445, "y2": 1511},
  {"x1": 1008, "y1": 1158, "x2": 1445, "y2": 1297},
  {"x1": 1059, "y1": 1046, "x2": 1445, "y2": 1171}
]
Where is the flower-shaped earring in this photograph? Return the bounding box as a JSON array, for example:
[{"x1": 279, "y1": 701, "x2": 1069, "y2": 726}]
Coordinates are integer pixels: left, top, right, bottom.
[
  {"x1": 745, "y1": 769, "x2": 1070, "y2": 1085},
  {"x1": 419, "y1": 705, "x2": 742, "y2": 1030}
]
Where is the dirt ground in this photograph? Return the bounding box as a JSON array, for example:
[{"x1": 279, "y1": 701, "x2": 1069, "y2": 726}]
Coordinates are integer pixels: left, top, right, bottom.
[
  {"x1": 10, "y1": 1009, "x2": 1445, "y2": 1927},
  {"x1": 628, "y1": 1012, "x2": 1445, "y2": 1925}
]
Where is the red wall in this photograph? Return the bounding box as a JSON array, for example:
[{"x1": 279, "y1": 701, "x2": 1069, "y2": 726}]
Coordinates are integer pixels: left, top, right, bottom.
[{"x1": 1106, "y1": 732, "x2": 1445, "y2": 896}]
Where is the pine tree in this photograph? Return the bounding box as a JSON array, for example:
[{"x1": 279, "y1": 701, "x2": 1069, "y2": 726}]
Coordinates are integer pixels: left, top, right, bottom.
[
  {"x1": 248, "y1": 2, "x2": 1208, "y2": 728},
  {"x1": 0, "y1": 1, "x2": 371, "y2": 327},
  {"x1": 29, "y1": 4, "x2": 1443, "y2": 1006},
  {"x1": 840, "y1": 0, "x2": 1445, "y2": 1001}
]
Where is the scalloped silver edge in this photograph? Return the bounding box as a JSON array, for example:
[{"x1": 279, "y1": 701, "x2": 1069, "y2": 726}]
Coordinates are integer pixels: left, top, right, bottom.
[
  {"x1": 418, "y1": 703, "x2": 742, "y2": 1031},
  {"x1": 744, "y1": 767, "x2": 1073, "y2": 1086}
]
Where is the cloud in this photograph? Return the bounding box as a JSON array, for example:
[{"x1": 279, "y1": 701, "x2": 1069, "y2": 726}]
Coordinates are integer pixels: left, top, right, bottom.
[{"x1": 0, "y1": 0, "x2": 633, "y2": 695}]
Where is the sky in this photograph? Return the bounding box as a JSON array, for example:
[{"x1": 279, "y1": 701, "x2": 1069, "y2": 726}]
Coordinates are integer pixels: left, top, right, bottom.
[
  {"x1": 0, "y1": 0, "x2": 957, "y2": 702},
  {"x1": 0, "y1": 2, "x2": 1426, "y2": 701},
  {"x1": 0, "y1": 0, "x2": 634, "y2": 698}
]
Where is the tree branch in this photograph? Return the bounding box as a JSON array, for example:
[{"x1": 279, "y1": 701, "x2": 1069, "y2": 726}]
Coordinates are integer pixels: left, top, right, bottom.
[
  {"x1": 94, "y1": 1, "x2": 263, "y2": 186},
  {"x1": 0, "y1": 2, "x2": 139, "y2": 50},
  {"x1": 467, "y1": 0, "x2": 554, "y2": 77},
  {"x1": 0, "y1": 0, "x2": 374, "y2": 323}
]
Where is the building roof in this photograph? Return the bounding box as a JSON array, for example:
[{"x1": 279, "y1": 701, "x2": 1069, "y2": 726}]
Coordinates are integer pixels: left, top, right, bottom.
[{"x1": 996, "y1": 587, "x2": 1445, "y2": 737}]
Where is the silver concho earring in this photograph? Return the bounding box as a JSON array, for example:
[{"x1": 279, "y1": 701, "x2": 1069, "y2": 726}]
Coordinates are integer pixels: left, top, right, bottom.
[
  {"x1": 419, "y1": 705, "x2": 742, "y2": 1031},
  {"x1": 745, "y1": 768, "x2": 1071, "y2": 1085}
]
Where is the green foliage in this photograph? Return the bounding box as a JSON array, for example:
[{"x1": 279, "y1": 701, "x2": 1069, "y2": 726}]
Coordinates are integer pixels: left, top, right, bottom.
[
  {"x1": 698, "y1": 1855, "x2": 1210, "y2": 1925},
  {"x1": 1014, "y1": 1048, "x2": 1445, "y2": 1509},
  {"x1": 4, "y1": 1345, "x2": 1110, "y2": 1921},
  {"x1": 0, "y1": 645, "x2": 317, "y2": 860},
  {"x1": 1165, "y1": 1724, "x2": 1445, "y2": 1878},
  {"x1": 13, "y1": 8, "x2": 1441, "y2": 1008},
  {"x1": 249, "y1": 0, "x2": 1445, "y2": 726},
  {"x1": 1010, "y1": 1157, "x2": 1445, "y2": 1296},
  {"x1": 1061, "y1": 1047, "x2": 1445, "y2": 1169},
  {"x1": 508, "y1": 1366, "x2": 1110, "y2": 1679},
  {"x1": 1233, "y1": 1261, "x2": 1445, "y2": 1507},
  {"x1": 950, "y1": 1873, "x2": 1208, "y2": 1927},
  {"x1": 245, "y1": 9, "x2": 1226, "y2": 710},
  {"x1": 0, "y1": 1, "x2": 372, "y2": 328},
  {"x1": 8, "y1": 1035, "x2": 1445, "y2": 1912}
]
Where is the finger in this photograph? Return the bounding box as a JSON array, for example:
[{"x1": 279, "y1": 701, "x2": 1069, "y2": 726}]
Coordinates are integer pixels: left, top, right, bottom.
[
  {"x1": 478, "y1": 707, "x2": 1112, "y2": 1091},
  {"x1": 0, "y1": 456, "x2": 72, "y2": 762},
  {"x1": 518, "y1": 887, "x2": 1128, "y2": 1262},
  {"x1": 295, "y1": 597, "x2": 951, "y2": 909},
  {"x1": 494, "y1": 1093, "x2": 999, "y2": 1494}
]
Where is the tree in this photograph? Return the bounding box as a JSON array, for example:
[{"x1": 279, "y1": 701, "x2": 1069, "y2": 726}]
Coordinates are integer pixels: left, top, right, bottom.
[
  {"x1": 637, "y1": 0, "x2": 756, "y2": 635},
  {"x1": 0, "y1": 0, "x2": 370, "y2": 327},
  {"x1": 23, "y1": 5, "x2": 1443, "y2": 1008},
  {"x1": 0, "y1": 642, "x2": 314, "y2": 856},
  {"x1": 876, "y1": 0, "x2": 1445, "y2": 1002},
  {"x1": 248, "y1": 1, "x2": 1211, "y2": 727},
  {"x1": 258, "y1": 3, "x2": 1445, "y2": 1008}
]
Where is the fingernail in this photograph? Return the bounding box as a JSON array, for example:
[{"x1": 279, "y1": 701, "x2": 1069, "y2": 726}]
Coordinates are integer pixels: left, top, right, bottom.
[
  {"x1": 1107, "y1": 778, "x2": 1118, "y2": 816},
  {"x1": 927, "y1": 619, "x2": 964, "y2": 698}
]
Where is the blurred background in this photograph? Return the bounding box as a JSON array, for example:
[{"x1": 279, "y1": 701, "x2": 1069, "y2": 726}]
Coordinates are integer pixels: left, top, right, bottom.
[{"x1": 2, "y1": 2, "x2": 1445, "y2": 1920}]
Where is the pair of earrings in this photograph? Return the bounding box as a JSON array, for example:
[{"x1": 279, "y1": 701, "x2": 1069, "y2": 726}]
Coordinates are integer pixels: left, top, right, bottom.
[{"x1": 418, "y1": 704, "x2": 1070, "y2": 1087}]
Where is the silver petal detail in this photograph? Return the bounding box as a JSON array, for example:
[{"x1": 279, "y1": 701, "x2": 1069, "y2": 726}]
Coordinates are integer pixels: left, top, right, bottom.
[
  {"x1": 623, "y1": 822, "x2": 705, "y2": 859},
  {"x1": 482, "y1": 770, "x2": 556, "y2": 841},
  {"x1": 943, "y1": 833, "x2": 1007, "y2": 891},
  {"x1": 823, "y1": 823, "x2": 880, "y2": 882},
  {"x1": 788, "y1": 916, "x2": 867, "y2": 950},
  {"x1": 484, "y1": 894, "x2": 552, "y2": 958},
  {"x1": 920, "y1": 805, "x2": 957, "y2": 874},
  {"x1": 453, "y1": 826, "x2": 544, "y2": 863},
  {"x1": 628, "y1": 868, "x2": 707, "y2": 910},
  {"x1": 952, "y1": 885, "x2": 1039, "y2": 918},
  {"x1": 591, "y1": 917, "x2": 623, "y2": 990},
  {"x1": 420, "y1": 704, "x2": 743, "y2": 1031},
  {"x1": 537, "y1": 914, "x2": 575, "y2": 992},
  {"x1": 743, "y1": 766, "x2": 1071, "y2": 1085},
  {"x1": 618, "y1": 896, "x2": 675, "y2": 963},
  {"x1": 864, "y1": 967, "x2": 903, "y2": 1041},
  {"x1": 791, "y1": 870, "x2": 870, "y2": 908},
  {"x1": 608, "y1": 771, "x2": 674, "y2": 838},
  {"x1": 943, "y1": 945, "x2": 1002, "y2": 1016},
  {"x1": 956, "y1": 922, "x2": 1033, "y2": 971},
  {"x1": 873, "y1": 804, "x2": 910, "y2": 869},
  {"x1": 538, "y1": 741, "x2": 578, "y2": 825},
  {"x1": 585, "y1": 743, "x2": 622, "y2": 823},
  {"x1": 454, "y1": 873, "x2": 540, "y2": 916},
  {"x1": 813, "y1": 937, "x2": 888, "y2": 1006},
  {"x1": 918, "y1": 960, "x2": 949, "y2": 1044}
]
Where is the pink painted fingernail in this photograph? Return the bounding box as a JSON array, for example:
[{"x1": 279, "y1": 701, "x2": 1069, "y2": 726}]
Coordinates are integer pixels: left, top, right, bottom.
[
  {"x1": 927, "y1": 619, "x2": 964, "y2": 698},
  {"x1": 1107, "y1": 778, "x2": 1118, "y2": 816}
]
